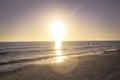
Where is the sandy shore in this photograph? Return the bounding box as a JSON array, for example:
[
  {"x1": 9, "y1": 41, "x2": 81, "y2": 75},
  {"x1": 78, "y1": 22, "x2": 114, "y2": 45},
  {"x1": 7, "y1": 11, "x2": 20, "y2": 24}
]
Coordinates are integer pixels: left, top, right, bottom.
[{"x1": 0, "y1": 49, "x2": 120, "y2": 80}]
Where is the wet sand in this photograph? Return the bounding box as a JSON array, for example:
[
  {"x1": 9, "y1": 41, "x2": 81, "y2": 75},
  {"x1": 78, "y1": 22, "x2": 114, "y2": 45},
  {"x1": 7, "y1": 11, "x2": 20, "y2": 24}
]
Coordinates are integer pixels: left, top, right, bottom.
[{"x1": 0, "y1": 49, "x2": 120, "y2": 80}]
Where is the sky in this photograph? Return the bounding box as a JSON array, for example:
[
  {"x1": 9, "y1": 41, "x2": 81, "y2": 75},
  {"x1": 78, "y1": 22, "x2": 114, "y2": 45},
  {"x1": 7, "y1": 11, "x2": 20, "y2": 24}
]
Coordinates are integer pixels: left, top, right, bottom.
[{"x1": 0, "y1": 0, "x2": 120, "y2": 41}]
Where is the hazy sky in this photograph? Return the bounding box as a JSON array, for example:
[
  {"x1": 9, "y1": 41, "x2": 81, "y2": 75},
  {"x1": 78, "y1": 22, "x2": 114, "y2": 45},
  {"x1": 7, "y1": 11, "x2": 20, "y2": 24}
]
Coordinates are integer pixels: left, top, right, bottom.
[{"x1": 0, "y1": 0, "x2": 120, "y2": 41}]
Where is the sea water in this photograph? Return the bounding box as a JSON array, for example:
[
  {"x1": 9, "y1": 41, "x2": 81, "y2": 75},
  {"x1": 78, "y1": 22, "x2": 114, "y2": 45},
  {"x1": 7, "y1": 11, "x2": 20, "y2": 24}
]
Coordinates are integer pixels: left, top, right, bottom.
[{"x1": 0, "y1": 41, "x2": 120, "y2": 73}]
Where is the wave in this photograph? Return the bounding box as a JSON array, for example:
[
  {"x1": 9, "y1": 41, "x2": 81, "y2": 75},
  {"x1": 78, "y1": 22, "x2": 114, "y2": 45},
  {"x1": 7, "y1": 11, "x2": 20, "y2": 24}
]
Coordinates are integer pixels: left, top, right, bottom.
[
  {"x1": 0, "y1": 49, "x2": 108, "y2": 65},
  {"x1": 0, "y1": 44, "x2": 119, "y2": 56}
]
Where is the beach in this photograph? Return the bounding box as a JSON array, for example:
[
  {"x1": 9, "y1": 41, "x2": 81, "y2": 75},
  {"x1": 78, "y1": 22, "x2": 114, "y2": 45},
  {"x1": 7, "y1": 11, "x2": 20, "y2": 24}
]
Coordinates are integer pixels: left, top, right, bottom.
[
  {"x1": 0, "y1": 0, "x2": 120, "y2": 80},
  {"x1": 0, "y1": 49, "x2": 120, "y2": 80}
]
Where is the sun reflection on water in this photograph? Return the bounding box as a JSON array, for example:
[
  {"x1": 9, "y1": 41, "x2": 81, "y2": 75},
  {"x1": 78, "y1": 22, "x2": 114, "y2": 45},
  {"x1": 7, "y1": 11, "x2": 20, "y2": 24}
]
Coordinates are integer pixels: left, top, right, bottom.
[
  {"x1": 55, "y1": 40, "x2": 61, "y2": 50},
  {"x1": 54, "y1": 40, "x2": 65, "y2": 63}
]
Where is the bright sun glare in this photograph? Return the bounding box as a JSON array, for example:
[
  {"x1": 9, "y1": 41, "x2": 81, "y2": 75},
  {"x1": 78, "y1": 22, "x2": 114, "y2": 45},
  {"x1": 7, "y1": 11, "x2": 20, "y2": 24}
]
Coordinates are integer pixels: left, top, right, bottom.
[
  {"x1": 51, "y1": 21, "x2": 66, "y2": 63},
  {"x1": 51, "y1": 21, "x2": 65, "y2": 41},
  {"x1": 51, "y1": 21, "x2": 65, "y2": 63}
]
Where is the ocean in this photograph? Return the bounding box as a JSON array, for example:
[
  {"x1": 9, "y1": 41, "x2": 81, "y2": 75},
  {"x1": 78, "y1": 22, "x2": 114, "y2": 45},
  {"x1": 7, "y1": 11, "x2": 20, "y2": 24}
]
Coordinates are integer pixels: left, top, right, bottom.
[{"x1": 0, "y1": 41, "x2": 120, "y2": 73}]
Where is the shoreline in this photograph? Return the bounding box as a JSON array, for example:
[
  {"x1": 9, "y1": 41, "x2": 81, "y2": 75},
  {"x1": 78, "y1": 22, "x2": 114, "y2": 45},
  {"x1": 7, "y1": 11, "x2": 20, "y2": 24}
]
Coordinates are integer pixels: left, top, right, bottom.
[{"x1": 0, "y1": 49, "x2": 120, "y2": 80}]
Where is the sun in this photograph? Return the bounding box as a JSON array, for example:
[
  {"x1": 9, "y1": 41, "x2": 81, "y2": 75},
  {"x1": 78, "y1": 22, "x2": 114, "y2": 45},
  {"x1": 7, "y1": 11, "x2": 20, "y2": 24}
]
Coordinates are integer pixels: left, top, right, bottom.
[{"x1": 51, "y1": 21, "x2": 65, "y2": 41}]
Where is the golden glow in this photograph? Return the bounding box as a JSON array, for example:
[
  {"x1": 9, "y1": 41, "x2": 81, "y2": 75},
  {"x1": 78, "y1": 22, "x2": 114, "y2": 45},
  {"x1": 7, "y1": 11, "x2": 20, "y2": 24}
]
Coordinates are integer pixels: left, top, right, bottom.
[
  {"x1": 55, "y1": 49, "x2": 62, "y2": 55},
  {"x1": 51, "y1": 21, "x2": 65, "y2": 41},
  {"x1": 55, "y1": 56, "x2": 66, "y2": 63}
]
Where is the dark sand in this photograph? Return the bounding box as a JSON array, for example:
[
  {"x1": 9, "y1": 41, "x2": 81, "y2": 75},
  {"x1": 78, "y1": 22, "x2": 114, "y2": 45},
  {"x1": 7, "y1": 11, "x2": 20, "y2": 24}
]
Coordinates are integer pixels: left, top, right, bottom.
[{"x1": 0, "y1": 49, "x2": 120, "y2": 80}]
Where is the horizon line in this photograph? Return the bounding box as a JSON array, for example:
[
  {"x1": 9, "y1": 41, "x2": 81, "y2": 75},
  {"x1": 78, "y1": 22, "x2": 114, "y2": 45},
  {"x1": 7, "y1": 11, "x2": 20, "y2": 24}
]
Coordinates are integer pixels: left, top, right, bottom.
[{"x1": 0, "y1": 40, "x2": 120, "y2": 42}]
